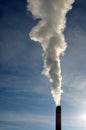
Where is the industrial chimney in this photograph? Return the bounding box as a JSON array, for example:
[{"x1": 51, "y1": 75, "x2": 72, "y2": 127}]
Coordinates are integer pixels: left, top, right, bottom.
[{"x1": 56, "y1": 106, "x2": 61, "y2": 130}]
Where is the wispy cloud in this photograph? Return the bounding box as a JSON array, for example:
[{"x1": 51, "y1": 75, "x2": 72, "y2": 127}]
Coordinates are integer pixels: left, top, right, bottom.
[
  {"x1": 0, "y1": 74, "x2": 50, "y2": 96},
  {"x1": 62, "y1": 73, "x2": 86, "y2": 106},
  {"x1": 63, "y1": 112, "x2": 86, "y2": 127},
  {"x1": 0, "y1": 112, "x2": 54, "y2": 125}
]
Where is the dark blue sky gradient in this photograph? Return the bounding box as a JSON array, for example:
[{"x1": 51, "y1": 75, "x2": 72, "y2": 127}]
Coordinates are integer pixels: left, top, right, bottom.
[{"x1": 0, "y1": 0, "x2": 86, "y2": 130}]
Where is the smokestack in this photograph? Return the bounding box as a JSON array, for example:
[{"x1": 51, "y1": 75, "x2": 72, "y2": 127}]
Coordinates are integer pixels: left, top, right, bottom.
[{"x1": 56, "y1": 106, "x2": 61, "y2": 130}]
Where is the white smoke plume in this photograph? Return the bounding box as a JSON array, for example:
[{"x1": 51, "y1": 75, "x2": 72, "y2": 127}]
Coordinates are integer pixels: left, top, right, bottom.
[{"x1": 27, "y1": 0, "x2": 75, "y2": 106}]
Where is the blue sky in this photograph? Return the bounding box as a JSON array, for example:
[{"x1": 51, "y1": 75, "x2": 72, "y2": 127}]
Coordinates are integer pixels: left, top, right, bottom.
[{"x1": 0, "y1": 0, "x2": 86, "y2": 130}]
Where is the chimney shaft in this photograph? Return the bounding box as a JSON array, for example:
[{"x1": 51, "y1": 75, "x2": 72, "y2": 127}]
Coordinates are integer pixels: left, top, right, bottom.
[{"x1": 56, "y1": 106, "x2": 61, "y2": 130}]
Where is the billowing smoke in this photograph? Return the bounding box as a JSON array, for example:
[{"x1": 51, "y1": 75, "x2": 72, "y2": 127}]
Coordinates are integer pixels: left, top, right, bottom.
[{"x1": 27, "y1": 0, "x2": 75, "y2": 106}]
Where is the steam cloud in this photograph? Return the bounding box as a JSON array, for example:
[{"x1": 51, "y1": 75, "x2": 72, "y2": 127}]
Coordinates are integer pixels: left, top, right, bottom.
[{"x1": 27, "y1": 0, "x2": 75, "y2": 106}]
